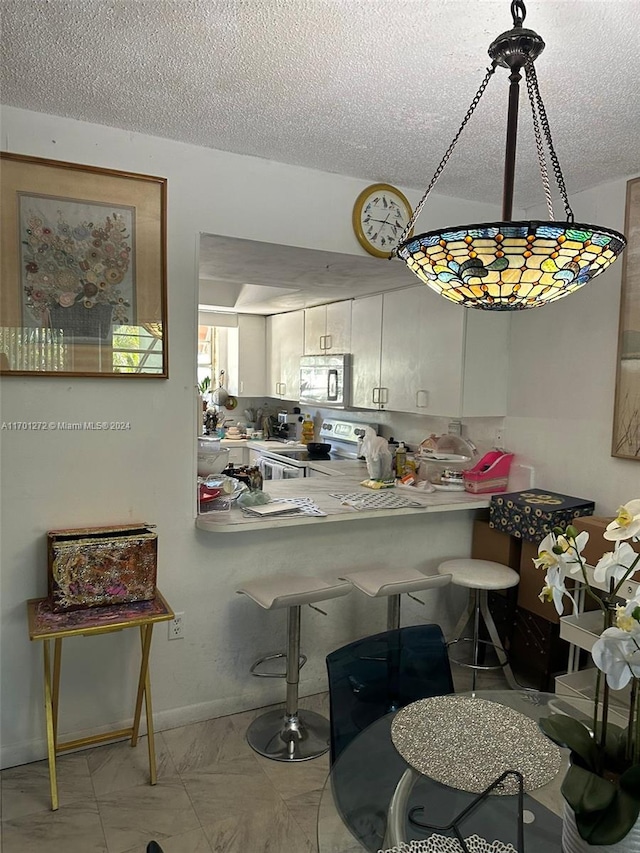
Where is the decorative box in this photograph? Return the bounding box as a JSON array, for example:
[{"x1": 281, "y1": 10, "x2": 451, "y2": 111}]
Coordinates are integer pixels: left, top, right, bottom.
[
  {"x1": 489, "y1": 490, "x2": 594, "y2": 543},
  {"x1": 47, "y1": 524, "x2": 157, "y2": 612}
]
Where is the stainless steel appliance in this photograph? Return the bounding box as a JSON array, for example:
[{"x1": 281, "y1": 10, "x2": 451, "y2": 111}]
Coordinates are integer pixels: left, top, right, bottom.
[
  {"x1": 317, "y1": 418, "x2": 375, "y2": 459},
  {"x1": 273, "y1": 411, "x2": 303, "y2": 442},
  {"x1": 253, "y1": 418, "x2": 376, "y2": 479},
  {"x1": 253, "y1": 447, "x2": 308, "y2": 480},
  {"x1": 299, "y1": 354, "x2": 351, "y2": 408}
]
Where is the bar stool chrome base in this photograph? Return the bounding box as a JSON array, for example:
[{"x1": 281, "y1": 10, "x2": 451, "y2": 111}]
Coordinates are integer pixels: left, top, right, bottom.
[{"x1": 246, "y1": 708, "x2": 330, "y2": 761}]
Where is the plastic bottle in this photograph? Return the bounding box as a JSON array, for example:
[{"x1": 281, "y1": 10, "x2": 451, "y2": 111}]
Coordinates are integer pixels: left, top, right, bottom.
[
  {"x1": 395, "y1": 442, "x2": 407, "y2": 478},
  {"x1": 301, "y1": 414, "x2": 314, "y2": 445}
]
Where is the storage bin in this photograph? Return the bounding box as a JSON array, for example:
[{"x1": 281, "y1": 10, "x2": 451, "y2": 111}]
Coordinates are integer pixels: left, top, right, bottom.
[
  {"x1": 47, "y1": 524, "x2": 157, "y2": 612},
  {"x1": 464, "y1": 450, "x2": 513, "y2": 494}
]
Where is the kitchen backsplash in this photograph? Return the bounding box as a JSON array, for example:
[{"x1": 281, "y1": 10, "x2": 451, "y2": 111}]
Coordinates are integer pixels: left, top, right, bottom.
[{"x1": 224, "y1": 396, "x2": 505, "y2": 457}]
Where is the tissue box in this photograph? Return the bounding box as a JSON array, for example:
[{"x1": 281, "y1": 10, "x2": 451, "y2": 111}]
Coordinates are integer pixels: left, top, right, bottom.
[
  {"x1": 489, "y1": 490, "x2": 594, "y2": 543},
  {"x1": 48, "y1": 524, "x2": 157, "y2": 612}
]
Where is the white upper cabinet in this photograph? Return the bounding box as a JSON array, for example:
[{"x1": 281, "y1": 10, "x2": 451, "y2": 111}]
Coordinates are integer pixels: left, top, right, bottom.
[
  {"x1": 304, "y1": 301, "x2": 352, "y2": 354},
  {"x1": 380, "y1": 287, "x2": 464, "y2": 415},
  {"x1": 267, "y1": 310, "x2": 305, "y2": 400},
  {"x1": 350, "y1": 286, "x2": 509, "y2": 416},
  {"x1": 226, "y1": 314, "x2": 267, "y2": 397},
  {"x1": 350, "y1": 294, "x2": 384, "y2": 409}
]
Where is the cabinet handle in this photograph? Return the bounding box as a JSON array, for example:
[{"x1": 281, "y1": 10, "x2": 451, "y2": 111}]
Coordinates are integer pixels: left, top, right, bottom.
[
  {"x1": 372, "y1": 387, "x2": 379, "y2": 404},
  {"x1": 320, "y1": 335, "x2": 326, "y2": 350},
  {"x1": 380, "y1": 387, "x2": 389, "y2": 404},
  {"x1": 280, "y1": 382, "x2": 286, "y2": 396},
  {"x1": 416, "y1": 390, "x2": 429, "y2": 408},
  {"x1": 325, "y1": 334, "x2": 332, "y2": 350},
  {"x1": 276, "y1": 382, "x2": 283, "y2": 395}
]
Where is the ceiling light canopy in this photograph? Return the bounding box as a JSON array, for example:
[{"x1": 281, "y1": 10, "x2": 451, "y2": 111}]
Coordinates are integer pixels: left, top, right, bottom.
[{"x1": 392, "y1": 0, "x2": 626, "y2": 310}]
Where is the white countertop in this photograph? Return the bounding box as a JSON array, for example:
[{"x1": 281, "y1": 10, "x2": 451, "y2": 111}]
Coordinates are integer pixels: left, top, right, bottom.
[
  {"x1": 195, "y1": 473, "x2": 491, "y2": 533},
  {"x1": 220, "y1": 438, "x2": 308, "y2": 453}
]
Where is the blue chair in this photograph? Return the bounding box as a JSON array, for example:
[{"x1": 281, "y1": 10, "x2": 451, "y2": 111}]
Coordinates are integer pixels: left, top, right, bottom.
[{"x1": 325, "y1": 624, "x2": 454, "y2": 765}]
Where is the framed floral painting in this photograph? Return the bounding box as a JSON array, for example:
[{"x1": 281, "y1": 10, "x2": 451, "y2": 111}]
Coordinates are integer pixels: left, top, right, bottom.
[
  {"x1": 0, "y1": 153, "x2": 167, "y2": 377},
  {"x1": 612, "y1": 177, "x2": 640, "y2": 459}
]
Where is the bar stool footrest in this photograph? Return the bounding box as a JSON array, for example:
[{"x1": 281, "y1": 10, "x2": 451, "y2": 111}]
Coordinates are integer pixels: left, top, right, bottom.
[
  {"x1": 447, "y1": 637, "x2": 511, "y2": 672},
  {"x1": 249, "y1": 652, "x2": 307, "y2": 678},
  {"x1": 246, "y1": 708, "x2": 330, "y2": 761}
]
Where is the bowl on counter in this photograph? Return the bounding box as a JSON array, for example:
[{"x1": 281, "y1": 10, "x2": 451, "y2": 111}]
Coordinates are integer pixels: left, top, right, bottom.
[
  {"x1": 197, "y1": 438, "x2": 230, "y2": 476},
  {"x1": 306, "y1": 442, "x2": 331, "y2": 458}
]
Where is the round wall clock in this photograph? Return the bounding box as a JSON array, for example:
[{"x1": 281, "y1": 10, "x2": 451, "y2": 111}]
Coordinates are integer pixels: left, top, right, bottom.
[{"x1": 352, "y1": 183, "x2": 414, "y2": 258}]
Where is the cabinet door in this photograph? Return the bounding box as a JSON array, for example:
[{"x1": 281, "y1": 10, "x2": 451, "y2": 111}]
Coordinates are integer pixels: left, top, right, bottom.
[
  {"x1": 304, "y1": 305, "x2": 326, "y2": 354},
  {"x1": 324, "y1": 301, "x2": 351, "y2": 353},
  {"x1": 413, "y1": 287, "x2": 465, "y2": 416},
  {"x1": 267, "y1": 310, "x2": 305, "y2": 400},
  {"x1": 350, "y1": 294, "x2": 383, "y2": 409},
  {"x1": 237, "y1": 315, "x2": 266, "y2": 396},
  {"x1": 380, "y1": 286, "x2": 464, "y2": 415},
  {"x1": 227, "y1": 315, "x2": 266, "y2": 397},
  {"x1": 379, "y1": 288, "x2": 421, "y2": 413}
]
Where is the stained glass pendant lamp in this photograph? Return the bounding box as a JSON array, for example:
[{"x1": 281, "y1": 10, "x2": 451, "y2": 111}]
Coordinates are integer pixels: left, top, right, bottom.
[{"x1": 392, "y1": 0, "x2": 626, "y2": 310}]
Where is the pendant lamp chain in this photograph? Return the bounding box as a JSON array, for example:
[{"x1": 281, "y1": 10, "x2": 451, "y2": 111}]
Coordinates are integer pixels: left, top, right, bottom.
[
  {"x1": 394, "y1": 61, "x2": 498, "y2": 248},
  {"x1": 524, "y1": 60, "x2": 574, "y2": 222},
  {"x1": 525, "y1": 61, "x2": 554, "y2": 220}
]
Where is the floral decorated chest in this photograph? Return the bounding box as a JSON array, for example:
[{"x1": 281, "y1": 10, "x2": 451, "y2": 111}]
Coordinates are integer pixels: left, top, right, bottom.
[{"x1": 47, "y1": 524, "x2": 157, "y2": 612}]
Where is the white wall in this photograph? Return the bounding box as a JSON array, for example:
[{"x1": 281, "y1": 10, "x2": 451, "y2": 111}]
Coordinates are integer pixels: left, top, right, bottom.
[
  {"x1": 0, "y1": 106, "x2": 504, "y2": 768},
  {"x1": 505, "y1": 177, "x2": 639, "y2": 513}
]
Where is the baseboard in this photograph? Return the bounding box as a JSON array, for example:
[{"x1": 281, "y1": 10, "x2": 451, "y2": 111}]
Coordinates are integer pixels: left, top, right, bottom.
[{"x1": 0, "y1": 677, "x2": 327, "y2": 770}]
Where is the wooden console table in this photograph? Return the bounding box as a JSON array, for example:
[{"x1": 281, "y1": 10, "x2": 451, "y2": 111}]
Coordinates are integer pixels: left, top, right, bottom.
[{"x1": 27, "y1": 590, "x2": 174, "y2": 810}]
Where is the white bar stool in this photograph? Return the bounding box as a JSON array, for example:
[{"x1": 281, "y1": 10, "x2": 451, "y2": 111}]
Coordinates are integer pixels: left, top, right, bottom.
[
  {"x1": 340, "y1": 566, "x2": 452, "y2": 630},
  {"x1": 438, "y1": 558, "x2": 519, "y2": 690},
  {"x1": 236, "y1": 573, "x2": 352, "y2": 762}
]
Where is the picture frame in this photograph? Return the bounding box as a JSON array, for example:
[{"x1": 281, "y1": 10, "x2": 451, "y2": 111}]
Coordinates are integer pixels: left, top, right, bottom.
[
  {"x1": 612, "y1": 176, "x2": 640, "y2": 459},
  {"x1": 0, "y1": 152, "x2": 168, "y2": 377}
]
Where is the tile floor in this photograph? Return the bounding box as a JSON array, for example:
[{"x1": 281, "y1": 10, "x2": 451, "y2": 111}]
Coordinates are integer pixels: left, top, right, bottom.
[{"x1": 0, "y1": 669, "x2": 507, "y2": 853}]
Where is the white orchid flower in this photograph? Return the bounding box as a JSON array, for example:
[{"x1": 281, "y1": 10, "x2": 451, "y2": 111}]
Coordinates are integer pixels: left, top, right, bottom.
[
  {"x1": 533, "y1": 532, "x2": 563, "y2": 570},
  {"x1": 557, "y1": 530, "x2": 590, "y2": 576},
  {"x1": 592, "y1": 626, "x2": 640, "y2": 690},
  {"x1": 539, "y1": 564, "x2": 576, "y2": 615},
  {"x1": 604, "y1": 499, "x2": 640, "y2": 541},
  {"x1": 615, "y1": 598, "x2": 640, "y2": 635},
  {"x1": 593, "y1": 541, "x2": 640, "y2": 586}
]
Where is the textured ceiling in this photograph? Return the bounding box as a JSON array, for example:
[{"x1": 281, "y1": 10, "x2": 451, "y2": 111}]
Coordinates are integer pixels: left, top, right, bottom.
[
  {"x1": 2, "y1": 0, "x2": 639, "y2": 208},
  {"x1": 3, "y1": 0, "x2": 639, "y2": 313}
]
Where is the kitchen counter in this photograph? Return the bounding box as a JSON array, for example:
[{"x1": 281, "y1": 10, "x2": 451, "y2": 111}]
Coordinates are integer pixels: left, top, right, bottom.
[
  {"x1": 196, "y1": 473, "x2": 491, "y2": 533},
  {"x1": 220, "y1": 438, "x2": 308, "y2": 452}
]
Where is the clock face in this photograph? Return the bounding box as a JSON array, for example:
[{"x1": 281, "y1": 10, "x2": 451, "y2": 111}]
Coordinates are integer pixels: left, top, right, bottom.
[{"x1": 353, "y1": 183, "x2": 413, "y2": 258}]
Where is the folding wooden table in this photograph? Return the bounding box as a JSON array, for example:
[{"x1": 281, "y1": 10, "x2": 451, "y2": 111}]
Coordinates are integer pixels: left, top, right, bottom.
[{"x1": 27, "y1": 590, "x2": 174, "y2": 810}]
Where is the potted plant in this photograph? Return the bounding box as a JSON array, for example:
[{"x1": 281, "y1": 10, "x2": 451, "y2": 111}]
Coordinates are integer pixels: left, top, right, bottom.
[
  {"x1": 535, "y1": 500, "x2": 640, "y2": 849},
  {"x1": 198, "y1": 376, "x2": 211, "y2": 410}
]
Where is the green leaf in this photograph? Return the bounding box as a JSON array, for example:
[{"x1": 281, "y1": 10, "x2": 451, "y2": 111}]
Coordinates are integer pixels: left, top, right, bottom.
[
  {"x1": 576, "y1": 789, "x2": 640, "y2": 845},
  {"x1": 562, "y1": 763, "x2": 616, "y2": 813},
  {"x1": 540, "y1": 715, "x2": 599, "y2": 769}
]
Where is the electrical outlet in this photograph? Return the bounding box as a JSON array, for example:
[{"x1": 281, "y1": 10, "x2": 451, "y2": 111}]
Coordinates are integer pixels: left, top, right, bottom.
[{"x1": 168, "y1": 612, "x2": 185, "y2": 640}]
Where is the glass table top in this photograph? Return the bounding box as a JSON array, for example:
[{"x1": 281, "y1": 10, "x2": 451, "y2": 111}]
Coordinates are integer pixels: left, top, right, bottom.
[{"x1": 317, "y1": 690, "x2": 596, "y2": 853}]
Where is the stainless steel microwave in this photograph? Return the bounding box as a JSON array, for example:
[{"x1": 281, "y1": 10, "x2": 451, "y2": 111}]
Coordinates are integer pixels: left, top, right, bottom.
[{"x1": 299, "y1": 354, "x2": 351, "y2": 408}]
